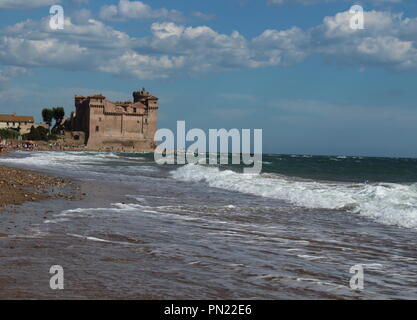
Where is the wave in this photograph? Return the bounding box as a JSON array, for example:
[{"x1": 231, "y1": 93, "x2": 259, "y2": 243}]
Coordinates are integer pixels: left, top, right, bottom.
[
  {"x1": 171, "y1": 164, "x2": 417, "y2": 230},
  {"x1": 0, "y1": 151, "x2": 156, "y2": 178}
]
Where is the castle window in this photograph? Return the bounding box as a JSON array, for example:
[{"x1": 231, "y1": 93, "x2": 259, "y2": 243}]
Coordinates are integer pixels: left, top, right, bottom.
[
  {"x1": 133, "y1": 108, "x2": 137, "y2": 113},
  {"x1": 96, "y1": 126, "x2": 99, "y2": 132},
  {"x1": 74, "y1": 135, "x2": 80, "y2": 140}
]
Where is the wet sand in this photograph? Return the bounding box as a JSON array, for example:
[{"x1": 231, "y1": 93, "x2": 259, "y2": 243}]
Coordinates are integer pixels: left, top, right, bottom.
[
  {"x1": 0, "y1": 165, "x2": 76, "y2": 208},
  {"x1": 0, "y1": 178, "x2": 139, "y2": 299}
]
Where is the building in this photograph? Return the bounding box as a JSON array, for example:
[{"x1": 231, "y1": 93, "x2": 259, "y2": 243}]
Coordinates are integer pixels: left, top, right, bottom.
[
  {"x1": 0, "y1": 114, "x2": 48, "y2": 134},
  {"x1": 69, "y1": 88, "x2": 159, "y2": 151}
]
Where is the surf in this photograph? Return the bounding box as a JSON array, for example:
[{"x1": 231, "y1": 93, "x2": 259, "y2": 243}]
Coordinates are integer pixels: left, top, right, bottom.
[{"x1": 171, "y1": 163, "x2": 417, "y2": 230}]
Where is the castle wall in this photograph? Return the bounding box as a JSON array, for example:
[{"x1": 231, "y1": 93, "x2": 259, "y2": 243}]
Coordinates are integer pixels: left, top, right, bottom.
[{"x1": 71, "y1": 90, "x2": 159, "y2": 151}]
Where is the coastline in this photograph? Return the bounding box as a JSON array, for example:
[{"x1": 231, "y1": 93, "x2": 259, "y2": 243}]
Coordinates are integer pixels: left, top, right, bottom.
[
  {"x1": 0, "y1": 148, "x2": 78, "y2": 210},
  {"x1": 0, "y1": 140, "x2": 155, "y2": 153},
  {"x1": 1, "y1": 149, "x2": 417, "y2": 299},
  {"x1": 0, "y1": 140, "x2": 154, "y2": 210}
]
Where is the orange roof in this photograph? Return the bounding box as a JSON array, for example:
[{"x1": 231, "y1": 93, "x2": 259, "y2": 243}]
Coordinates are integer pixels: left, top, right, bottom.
[{"x1": 0, "y1": 114, "x2": 34, "y2": 123}]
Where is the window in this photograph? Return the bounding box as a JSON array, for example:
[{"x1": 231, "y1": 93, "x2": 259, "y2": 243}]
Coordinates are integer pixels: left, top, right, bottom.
[
  {"x1": 133, "y1": 108, "x2": 137, "y2": 113},
  {"x1": 96, "y1": 126, "x2": 99, "y2": 132},
  {"x1": 74, "y1": 135, "x2": 80, "y2": 141}
]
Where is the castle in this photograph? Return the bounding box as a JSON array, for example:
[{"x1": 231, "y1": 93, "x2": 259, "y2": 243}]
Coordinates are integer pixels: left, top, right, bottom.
[{"x1": 69, "y1": 88, "x2": 159, "y2": 151}]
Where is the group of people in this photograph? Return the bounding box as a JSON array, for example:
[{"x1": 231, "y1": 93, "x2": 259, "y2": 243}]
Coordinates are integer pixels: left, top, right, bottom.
[{"x1": 0, "y1": 139, "x2": 36, "y2": 153}]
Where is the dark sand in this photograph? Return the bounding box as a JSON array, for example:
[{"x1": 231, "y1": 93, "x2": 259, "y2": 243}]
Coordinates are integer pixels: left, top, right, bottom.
[{"x1": 0, "y1": 165, "x2": 76, "y2": 208}]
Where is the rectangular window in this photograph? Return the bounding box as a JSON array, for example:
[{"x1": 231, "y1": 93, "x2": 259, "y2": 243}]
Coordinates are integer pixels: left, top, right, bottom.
[
  {"x1": 133, "y1": 108, "x2": 137, "y2": 113},
  {"x1": 96, "y1": 126, "x2": 99, "y2": 132}
]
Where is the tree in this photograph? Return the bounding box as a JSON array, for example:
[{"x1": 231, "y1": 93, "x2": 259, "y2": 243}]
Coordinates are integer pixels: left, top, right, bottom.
[
  {"x1": 52, "y1": 107, "x2": 65, "y2": 124},
  {"x1": 23, "y1": 126, "x2": 53, "y2": 141},
  {"x1": 42, "y1": 108, "x2": 53, "y2": 127},
  {"x1": 0, "y1": 128, "x2": 19, "y2": 139},
  {"x1": 52, "y1": 107, "x2": 65, "y2": 133}
]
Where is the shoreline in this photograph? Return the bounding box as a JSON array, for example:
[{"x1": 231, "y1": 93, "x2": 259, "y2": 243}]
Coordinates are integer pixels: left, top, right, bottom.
[
  {"x1": 0, "y1": 165, "x2": 77, "y2": 209},
  {"x1": 0, "y1": 148, "x2": 78, "y2": 209},
  {"x1": 0, "y1": 139, "x2": 155, "y2": 154}
]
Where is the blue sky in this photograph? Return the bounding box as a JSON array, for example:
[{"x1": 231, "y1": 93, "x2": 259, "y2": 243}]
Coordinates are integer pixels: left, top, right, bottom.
[{"x1": 1, "y1": 0, "x2": 417, "y2": 157}]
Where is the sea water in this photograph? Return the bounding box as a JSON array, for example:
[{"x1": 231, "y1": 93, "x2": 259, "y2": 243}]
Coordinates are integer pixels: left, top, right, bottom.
[{"x1": 0, "y1": 151, "x2": 416, "y2": 299}]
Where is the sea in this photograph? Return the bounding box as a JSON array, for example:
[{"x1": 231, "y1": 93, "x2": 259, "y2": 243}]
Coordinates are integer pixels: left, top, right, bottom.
[{"x1": 0, "y1": 151, "x2": 417, "y2": 299}]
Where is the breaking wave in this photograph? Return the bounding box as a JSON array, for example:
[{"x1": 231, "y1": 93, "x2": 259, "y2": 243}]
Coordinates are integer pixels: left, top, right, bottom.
[{"x1": 171, "y1": 164, "x2": 417, "y2": 229}]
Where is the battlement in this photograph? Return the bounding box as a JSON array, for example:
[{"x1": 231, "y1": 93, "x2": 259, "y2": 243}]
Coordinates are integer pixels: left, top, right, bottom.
[
  {"x1": 133, "y1": 88, "x2": 158, "y2": 103},
  {"x1": 70, "y1": 88, "x2": 159, "y2": 151}
]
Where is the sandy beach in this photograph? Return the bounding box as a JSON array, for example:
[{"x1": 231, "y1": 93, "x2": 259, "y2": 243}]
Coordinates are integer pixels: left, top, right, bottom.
[
  {"x1": 0, "y1": 165, "x2": 76, "y2": 207},
  {"x1": 0, "y1": 147, "x2": 77, "y2": 209}
]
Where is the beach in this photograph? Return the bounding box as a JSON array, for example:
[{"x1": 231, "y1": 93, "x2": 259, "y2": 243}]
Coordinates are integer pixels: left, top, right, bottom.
[
  {"x1": 0, "y1": 165, "x2": 75, "y2": 208},
  {"x1": 1, "y1": 150, "x2": 417, "y2": 299},
  {"x1": 0, "y1": 143, "x2": 77, "y2": 208}
]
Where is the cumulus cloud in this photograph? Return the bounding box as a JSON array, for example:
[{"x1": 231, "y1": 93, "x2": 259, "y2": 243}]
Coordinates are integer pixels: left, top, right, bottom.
[
  {"x1": 0, "y1": 0, "x2": 61, "y2": 10},
  {"x1": 0, "y1": 66, "x2": 30, "y2": 90},
  {"x1": 191, "y1": 11, "x2": 216, "y2": 21},
  {"x1": 310, "y1": 10, "x2": 417, "y2": 70},
  {"x1": 99, "y1": 0, "x2": 184, "y2": 22},
  {"x1": 267, "y1": 0, "x2": 402, "y2": 6},
  {"x1": 0, "y1": 8, "x2": 416, "y2": 79}
]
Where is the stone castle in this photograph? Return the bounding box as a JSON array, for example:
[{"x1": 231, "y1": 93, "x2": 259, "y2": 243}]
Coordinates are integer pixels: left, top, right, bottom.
[{"x1": 69, "y1": 88, "x2": 159, "y2": 151}]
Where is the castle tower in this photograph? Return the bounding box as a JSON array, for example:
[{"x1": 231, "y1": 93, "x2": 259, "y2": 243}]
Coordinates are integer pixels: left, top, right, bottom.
[{"x1": 133, "y1": 88, "x2": 159, "y2": 142}]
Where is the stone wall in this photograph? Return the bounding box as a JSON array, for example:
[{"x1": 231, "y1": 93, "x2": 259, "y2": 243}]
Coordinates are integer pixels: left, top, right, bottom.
[{"x1": 70, "y1": 89, "x2": 159, "y2": 151}]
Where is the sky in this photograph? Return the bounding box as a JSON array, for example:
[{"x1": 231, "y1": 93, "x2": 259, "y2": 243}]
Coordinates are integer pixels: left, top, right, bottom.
[{"x1": 0, "y1": 0, "x2": 417, "y2": 157}]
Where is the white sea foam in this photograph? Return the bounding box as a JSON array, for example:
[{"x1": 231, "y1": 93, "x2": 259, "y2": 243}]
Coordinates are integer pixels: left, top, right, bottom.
[
  {"x1": 171, "y1": 164, "x2": 417, "y2": 230},
  {"x1": 68, "y1": 233, "x2": 112, "y2": 243},
  {"x1": 0, "y1": 151, "x2": 156, "y2": 179}
]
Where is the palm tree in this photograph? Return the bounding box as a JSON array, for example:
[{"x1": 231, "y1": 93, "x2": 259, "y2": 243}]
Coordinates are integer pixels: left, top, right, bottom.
[
  {"x1": 42, "y1": 108, "x2": 53, "y2": 130},
  {"x1": 52, "y1": 107, "x2": 65, "y2": 132}
]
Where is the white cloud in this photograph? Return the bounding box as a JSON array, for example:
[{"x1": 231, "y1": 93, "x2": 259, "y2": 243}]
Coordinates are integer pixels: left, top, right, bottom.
[
  {"x1": 72, "y1": 0, "x2": 90, "y2": 5},
  {"x1": 99, "y1": 0, "x2": 184, "y2": 22},
  {"x1": 267, "y1": 0, "x2": 402, "y2": 6},
  {"x1": 0, "y1": 0, "x2": 61, "y2": 10},
  {"x1": 311, "y1": 10, "x2": 417, "y2": 70},
  {"x1": 0, "y1": 66, "x2": 30, "y2": 90},
  {"x1": 192, "y1": 11, "x2": 216, "y2": 21},
  {"x1": 0, "y1": 9, "x2": 416, "y2": 79}
]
